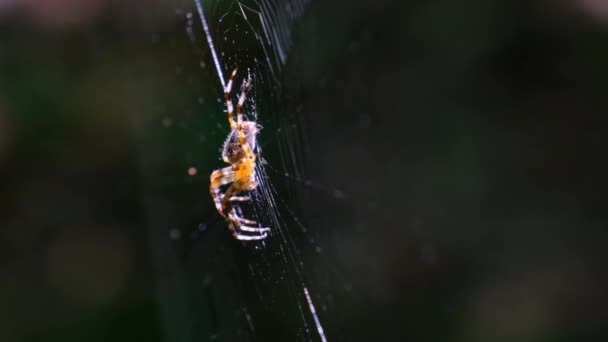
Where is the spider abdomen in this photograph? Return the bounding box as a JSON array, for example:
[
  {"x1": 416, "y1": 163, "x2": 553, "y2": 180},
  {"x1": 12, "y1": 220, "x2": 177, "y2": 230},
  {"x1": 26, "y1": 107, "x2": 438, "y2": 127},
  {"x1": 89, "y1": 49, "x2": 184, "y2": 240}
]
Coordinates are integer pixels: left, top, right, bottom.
[{"x1": 222, "y1": 121, "x2": 258, "y2": 164}]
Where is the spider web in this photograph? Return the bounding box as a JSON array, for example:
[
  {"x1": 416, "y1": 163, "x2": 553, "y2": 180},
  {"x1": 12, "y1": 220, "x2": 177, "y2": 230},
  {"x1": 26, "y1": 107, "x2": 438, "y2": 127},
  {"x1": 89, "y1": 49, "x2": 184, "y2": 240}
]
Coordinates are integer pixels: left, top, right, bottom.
[{"x1": 150, "y1": 0, "x2": 340, "y2": 341}]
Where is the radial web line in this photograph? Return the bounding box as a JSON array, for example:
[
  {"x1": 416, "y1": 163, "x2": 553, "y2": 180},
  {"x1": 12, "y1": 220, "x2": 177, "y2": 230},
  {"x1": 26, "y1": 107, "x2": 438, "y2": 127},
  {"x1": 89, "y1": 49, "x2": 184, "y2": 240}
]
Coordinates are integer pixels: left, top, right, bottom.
[
  {"x1": 194, "y1": 0, "x2": 226, "y2": 89},
  {"x1": 304, "y1": 287, "x2": 327, "y2": 342},
  {"x1": 258, "y1": 162, "x2": 330, "y2": 342},
  {"x1": 254, "y1": 161, "x2": 311, "y2": 333},
  {"x1": 193, "y1": 1, "x2": 327, "y2": 340}
]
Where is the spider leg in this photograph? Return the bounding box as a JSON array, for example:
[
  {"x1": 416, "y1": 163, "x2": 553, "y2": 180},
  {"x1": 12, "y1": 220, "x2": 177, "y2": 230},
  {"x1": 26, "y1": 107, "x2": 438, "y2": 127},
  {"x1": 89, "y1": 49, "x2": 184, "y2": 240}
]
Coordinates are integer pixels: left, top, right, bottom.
[
  {"x1": 236, "y1": 74, "x2": 254, "y2": 159},
  {"x1": 225, "y1": 68, "x2": 238, "y2": 130},
  {"x1": 211, "y1": 171, "x2": 269, "y2": 240},
  {"x1": 233, "y1": 216, "x2": 257, "y2": 225},
  {"x1": 226, "y1": 211, "x2": 270, "y2": 241},
  {"x1": 210, "y1": 166, "x2": 235, "y2": 183},
  {"x1": 237, "y1": 225, "x2": 271, "y2": 233},
  {"x1": 232, "y1": 231, "x2": 268, "y2": 241},
  {"x1": 221, "y1": 176, "x2": 253, "y2": 217},
  {"x1": 229, "y1": 196, "x2": 251, "y2": 202},
  {"x1": 227, "y1": 210, "x2": 270, "y2": 232},
  {"x1": 209, "y1": 166, "x2": 235, "y2": 217},
  {"x1": 223, "y1": 182, "x2": 270, "y2": 240},
  {"x1": 230, "y1": 212, "x2": 263, "y2": 227}
]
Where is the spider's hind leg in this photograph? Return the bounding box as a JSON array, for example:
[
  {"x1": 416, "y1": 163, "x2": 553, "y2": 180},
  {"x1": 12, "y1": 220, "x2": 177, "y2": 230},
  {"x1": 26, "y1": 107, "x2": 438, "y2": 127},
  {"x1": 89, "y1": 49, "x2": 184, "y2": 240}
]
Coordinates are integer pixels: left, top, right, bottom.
[
  {"x1": 227, "y1": 218, "x2": 269, "y2": 241},
  {"x1": 229, "y1": 196, "x2": 250, "y2": 202},
  {"x1": 232, "y1": 231, "x2": 268, "y2": 241},
  {"x1": 227, "y1": 208, "x2": 270, "y2": 240}
]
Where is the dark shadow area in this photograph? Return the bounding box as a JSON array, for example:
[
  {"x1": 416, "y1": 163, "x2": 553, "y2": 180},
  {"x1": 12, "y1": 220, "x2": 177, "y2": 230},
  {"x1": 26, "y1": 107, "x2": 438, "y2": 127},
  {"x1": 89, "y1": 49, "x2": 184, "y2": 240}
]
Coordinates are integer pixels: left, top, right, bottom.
[{"x1": 1, "y1": 0, "x2": 607, "y2": 341}]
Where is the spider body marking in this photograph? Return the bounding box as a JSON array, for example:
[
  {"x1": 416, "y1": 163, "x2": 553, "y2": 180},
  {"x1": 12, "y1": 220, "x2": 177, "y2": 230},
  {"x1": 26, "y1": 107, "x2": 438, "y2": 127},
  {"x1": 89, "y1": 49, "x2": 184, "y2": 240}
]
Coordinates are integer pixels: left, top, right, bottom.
[{"x1": 209, "y1": 68, "x2": 270, "y2": 241}]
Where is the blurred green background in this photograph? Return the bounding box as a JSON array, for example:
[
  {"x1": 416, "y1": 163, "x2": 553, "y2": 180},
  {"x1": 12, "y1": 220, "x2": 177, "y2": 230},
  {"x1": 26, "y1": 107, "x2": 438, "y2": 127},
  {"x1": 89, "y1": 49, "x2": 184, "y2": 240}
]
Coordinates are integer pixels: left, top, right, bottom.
[{"x1": 1, "y1": 0, "x2": 607, "y2": 341}]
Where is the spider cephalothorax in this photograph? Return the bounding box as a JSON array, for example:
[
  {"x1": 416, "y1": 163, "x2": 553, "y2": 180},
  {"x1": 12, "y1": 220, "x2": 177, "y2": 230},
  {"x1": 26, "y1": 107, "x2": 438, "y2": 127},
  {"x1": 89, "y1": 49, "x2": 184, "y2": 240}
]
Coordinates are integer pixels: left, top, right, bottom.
[{"x1": 209, "y1": 69, "x2": 269, "y2": 240}]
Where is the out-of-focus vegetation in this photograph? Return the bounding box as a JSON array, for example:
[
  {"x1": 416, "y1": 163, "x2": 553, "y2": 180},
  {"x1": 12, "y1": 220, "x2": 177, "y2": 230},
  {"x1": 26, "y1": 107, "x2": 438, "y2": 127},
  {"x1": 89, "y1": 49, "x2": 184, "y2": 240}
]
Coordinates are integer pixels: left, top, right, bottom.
[{"x1": 1, "y1": 0, "x2": 607, "y2": 341}]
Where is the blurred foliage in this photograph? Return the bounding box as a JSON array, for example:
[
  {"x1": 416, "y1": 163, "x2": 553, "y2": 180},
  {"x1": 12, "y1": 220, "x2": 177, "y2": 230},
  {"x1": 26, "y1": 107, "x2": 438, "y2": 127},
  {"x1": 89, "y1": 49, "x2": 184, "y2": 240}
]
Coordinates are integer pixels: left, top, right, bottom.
[{"x1": 1, "y1": 0, "x2": 608, "y2": 341}]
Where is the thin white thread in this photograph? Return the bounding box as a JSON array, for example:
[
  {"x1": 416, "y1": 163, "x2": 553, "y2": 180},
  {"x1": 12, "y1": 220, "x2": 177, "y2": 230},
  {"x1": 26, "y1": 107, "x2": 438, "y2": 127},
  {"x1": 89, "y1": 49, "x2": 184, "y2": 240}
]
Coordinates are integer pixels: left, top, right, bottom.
[
  {"x1": 194, "y1": 0, "x2": 226, "y2": 89},
  {"x1": 194, "y1": 1, "x2": 327, "y2": 341},
  {"x1": 304, "y1": 287, "x2": 327, "y2": 342}
]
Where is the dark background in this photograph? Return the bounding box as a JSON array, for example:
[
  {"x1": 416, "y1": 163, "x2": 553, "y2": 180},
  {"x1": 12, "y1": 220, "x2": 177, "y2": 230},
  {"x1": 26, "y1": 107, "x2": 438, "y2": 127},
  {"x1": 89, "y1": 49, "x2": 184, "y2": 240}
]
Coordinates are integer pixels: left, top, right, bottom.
[{"x1": 1, "y1": 0, "x2": 607, "y2": 341}]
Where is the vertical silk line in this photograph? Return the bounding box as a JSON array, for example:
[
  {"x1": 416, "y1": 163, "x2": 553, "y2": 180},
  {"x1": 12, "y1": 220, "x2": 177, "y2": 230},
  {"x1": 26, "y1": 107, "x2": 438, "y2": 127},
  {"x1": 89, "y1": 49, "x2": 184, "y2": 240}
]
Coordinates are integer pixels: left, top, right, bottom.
[
  {"x1": 194, "y1": 0, "x2": 226, "y2": 90},
  {"x1": 304, "y1": 287, "x2": 327, "y2": 342},
  {"x1": 194, "y1": 1, "x2": 327, "y2": 341}
]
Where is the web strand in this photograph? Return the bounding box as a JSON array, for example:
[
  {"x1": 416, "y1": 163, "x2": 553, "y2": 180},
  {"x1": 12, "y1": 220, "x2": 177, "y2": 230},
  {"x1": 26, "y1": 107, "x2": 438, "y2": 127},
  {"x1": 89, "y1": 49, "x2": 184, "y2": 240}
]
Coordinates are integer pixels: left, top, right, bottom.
[
  {"x1": 193, "y1": 1, "x2": 328, "y2": 340},
  {"x1": 194, "y1": 0, "x2": 226, "y2": 90}
]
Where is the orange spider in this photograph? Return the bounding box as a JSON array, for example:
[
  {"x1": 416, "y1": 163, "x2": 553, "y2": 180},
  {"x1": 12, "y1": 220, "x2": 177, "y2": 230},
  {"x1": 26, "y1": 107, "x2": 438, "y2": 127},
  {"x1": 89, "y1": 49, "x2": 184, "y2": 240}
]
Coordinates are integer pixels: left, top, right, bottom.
[{"x1": 209, "y1": 68, "x2": 270, "y2": 240}]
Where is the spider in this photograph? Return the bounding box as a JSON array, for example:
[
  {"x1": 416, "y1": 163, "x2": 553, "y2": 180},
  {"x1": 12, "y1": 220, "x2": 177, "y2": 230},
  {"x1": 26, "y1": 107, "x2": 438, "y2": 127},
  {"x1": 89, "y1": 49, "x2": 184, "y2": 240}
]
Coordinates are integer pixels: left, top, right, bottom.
[{"x1": 209, "y1": 68, "x2": 270, "y2": 240}]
